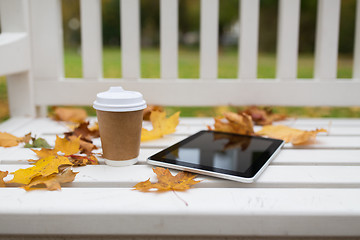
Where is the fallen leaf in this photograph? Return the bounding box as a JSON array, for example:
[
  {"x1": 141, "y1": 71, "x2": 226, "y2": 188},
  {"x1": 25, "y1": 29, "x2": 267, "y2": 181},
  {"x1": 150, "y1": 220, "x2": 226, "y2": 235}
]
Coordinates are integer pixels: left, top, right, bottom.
[
  {"x1": 55, "y1": 135, "x2": 81, "y2": 155},
  {"x1": 143, "y1": 105, "x2": 164, "y2": 120},
  {"x1": 67, "y1": 154, "x2": 98, "y2": 166},
  {"x1": 65, "y1": 121, "x2": 99, "y2": 142},
  {"x1": 53, "y1": 107, "x2": 87, "y2": 123},
  {"x1": 10, "y1": 155, "x2": 73, "y2": 185},
  {"x1": 256, "y1": 125, "x2": 327, "y2": 145},
  {"x1": 24, "y1": 137, "x2": 51, "y2": 149},
  {"x1": 0, "y1": 171, "x2": 8, "y2": 187},
  {"x1": 210, "y1": 112, "x2": 254, "y2": 135},
  {"x1": 141, "y1": 111, "x2": 180, "y2": 141},
  {"x1": 23, "y1": 167, "x2": 78, "y2": 191},
  {"x1": 240, "y1": 106, "x2": 287, "y2": 125},
  {"x1": 67, "y1": 135, "x2": 97, "y2": 155},
  {"x1": 0, "y1": 132, "x2": 23, "y2": 147},
  {"x1": 133, "y1": 167, "x2": 200, "y2": 192}
]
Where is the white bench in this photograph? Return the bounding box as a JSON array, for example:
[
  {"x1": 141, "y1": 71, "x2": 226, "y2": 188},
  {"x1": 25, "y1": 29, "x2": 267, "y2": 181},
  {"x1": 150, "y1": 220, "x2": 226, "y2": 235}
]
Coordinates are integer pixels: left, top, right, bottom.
[{"x1": 1, "y1": 0, "x2": 360, "y2": 238}]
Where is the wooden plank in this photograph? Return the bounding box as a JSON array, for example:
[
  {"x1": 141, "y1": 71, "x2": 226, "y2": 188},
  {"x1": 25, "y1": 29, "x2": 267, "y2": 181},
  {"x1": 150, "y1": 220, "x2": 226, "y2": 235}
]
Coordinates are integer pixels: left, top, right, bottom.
[
  {"x1": 160, "y1": 0, "x2": 178, "y2": 79},
  {"x1": 238, "y1": 0, "x2": 260, "y2": 79},
  {"x1": 80, "y1": 0, "x2": 103, "y2": 79},
  {"x1": 0, "y1": 188, "x2": 360, "y2": 236},
  {"x1": 0, "y1": 117, "x2": 33, "y2": 133},
  {"x1": 353, "y1": 0, "x2": 360, "y2": 78},
  {"x1": 199, "y1": 0, "x2": 219, "y2": 79},
  {"x1": 120, "y1": 0, "x2": 140, "y2": 79},
  {"x1": 276, "y1": 0, "x2": 300, "y2": 80},
  {"x1": 29, "y1": 0, "x2": 64, "y2": 80},
  {"x1": 314, "y1": 0, "x2": 341, "y2": 80},
  {"x1": 34, "y1": 79, "x2": 360, "y2": 106}
]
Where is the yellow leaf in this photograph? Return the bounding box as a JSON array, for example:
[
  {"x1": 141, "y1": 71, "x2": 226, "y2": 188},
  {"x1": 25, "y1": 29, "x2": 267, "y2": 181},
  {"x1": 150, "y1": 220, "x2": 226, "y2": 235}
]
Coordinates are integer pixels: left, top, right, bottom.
[
  {"x1": 53, "y1": 107, "x2": 87, "y2": 123},
  {"x1": 256, "y1": 125, "x2": 327, "y2": 145},
  {"x1": 133, "y1": 167, "x2": 200, "y2": 192},
  {"x1": 10, "y1": 155, "x2": 73, "y2": 185},
  {"x1": 54, "y1": 135, "x2": 80, "y2": 155},
  {"x1": 31, "y1": 148, "x2": 57, "y2": 159},
  {"x1": 141, "y1": 111, "x2": 180, "y2": 141},
  {"x1": 0, "y1": 132, "x2": 22, "y2": 147},
  {"x1": 0, "y1": 171, "x2": 8, "y2": 187},
  {"x1": 23, "y1": 168, "x2": 78, "y2": 191},
  {"x1": 212, "y1": 112, "x2": 254, "y2": 135}
]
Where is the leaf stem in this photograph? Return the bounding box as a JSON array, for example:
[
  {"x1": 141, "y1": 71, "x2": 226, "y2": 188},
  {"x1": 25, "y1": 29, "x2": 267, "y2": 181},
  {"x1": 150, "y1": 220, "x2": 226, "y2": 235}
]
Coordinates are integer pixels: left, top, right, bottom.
[{"x1": 172, "y1": 189, "x2": 188, "y2": 207}]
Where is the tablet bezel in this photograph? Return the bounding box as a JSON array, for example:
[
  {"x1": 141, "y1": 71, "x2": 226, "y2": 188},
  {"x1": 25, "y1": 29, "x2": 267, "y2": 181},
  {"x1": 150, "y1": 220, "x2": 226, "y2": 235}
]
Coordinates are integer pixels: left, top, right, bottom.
[{"x1": 146, "y1": 130, "x2": 284, "y2": 183}]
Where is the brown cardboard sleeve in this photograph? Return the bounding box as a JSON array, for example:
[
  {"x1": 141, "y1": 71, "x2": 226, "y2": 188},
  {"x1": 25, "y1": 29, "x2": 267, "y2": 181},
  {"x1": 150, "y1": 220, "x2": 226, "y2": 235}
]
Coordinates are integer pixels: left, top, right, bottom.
[{"x1": 96, "y1": 110, "x2": 143, "y2": 161}]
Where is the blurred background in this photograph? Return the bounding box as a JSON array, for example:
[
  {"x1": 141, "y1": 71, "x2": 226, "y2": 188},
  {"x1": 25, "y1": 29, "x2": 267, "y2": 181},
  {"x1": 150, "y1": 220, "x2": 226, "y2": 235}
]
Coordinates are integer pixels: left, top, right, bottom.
[{"x1": 1, "y1": 0, "x2": 360, "y2": 120}]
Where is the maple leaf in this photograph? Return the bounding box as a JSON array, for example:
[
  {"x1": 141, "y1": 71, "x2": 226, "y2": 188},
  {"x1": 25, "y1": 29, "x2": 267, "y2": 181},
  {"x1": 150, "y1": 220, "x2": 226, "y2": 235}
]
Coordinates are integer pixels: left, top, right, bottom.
[
  {"x1": 55, "y1": 135, "x2": 81, "y2": 155},
  {"x1": 143, "y1": 105, "x2": 164, "y2": 121},
  {"x1": 241, "y1": 106, "x2": 287, "y2": 125},
  {"x1": 53, "y1": 107, "x2": 88, "y2": 123},
  {"x1": 23, "y1": 167, "x2": 78, "y2": 191},
  {"x1": 210, "y1": 112, "x2": 254, "y2": 135},
  {"x1": 133, "y1": 167, "x2": 201, "y2": 192},
  {"x1": 0, "y1": 171, "x2": 8, "y2": 187},
  {"x1": 0, "y1": 132, "x2": 32, "y2": 147},
  {"x1": 65, "y1": 122, "x2": 98, "y2": 154},
  {"x1": 256, "y1": 125, "x2": 327, "y2": 145},
  {"x1": 141, "y1": 111, "x2": 180, "y2": 141},
  {"x1": 10, "y1": 155, "x2": 73, "y2": 185},
  {"x1": 67, "y1": 154, "x2": 98, "y2": 166}
]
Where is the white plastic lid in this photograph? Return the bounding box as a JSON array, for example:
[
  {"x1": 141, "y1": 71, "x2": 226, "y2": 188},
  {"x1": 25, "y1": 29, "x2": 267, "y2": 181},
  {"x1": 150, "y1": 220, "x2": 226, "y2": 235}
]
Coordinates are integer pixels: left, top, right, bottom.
[{"x1": 93, "y1": 86, "x2": 147, "y2": 112}]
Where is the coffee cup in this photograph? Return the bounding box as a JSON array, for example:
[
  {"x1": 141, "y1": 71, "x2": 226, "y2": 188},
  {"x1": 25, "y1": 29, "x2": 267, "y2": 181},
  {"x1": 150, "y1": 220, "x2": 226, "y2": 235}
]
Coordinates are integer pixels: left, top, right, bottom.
[{"x1": 93, "y1": 86, "x2": 146, "y2": 166}]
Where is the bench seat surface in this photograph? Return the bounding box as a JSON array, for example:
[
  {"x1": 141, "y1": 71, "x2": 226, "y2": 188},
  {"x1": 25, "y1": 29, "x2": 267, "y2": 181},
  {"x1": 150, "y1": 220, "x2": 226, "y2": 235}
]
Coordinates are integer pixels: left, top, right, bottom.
[{"x1": 0, "y1": 117, "x2": 360, "y2": 237}]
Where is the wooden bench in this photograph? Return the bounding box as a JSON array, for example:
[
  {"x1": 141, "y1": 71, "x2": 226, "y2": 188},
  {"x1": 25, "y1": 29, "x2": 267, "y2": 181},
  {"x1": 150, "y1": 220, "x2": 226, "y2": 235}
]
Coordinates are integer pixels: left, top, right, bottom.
[{"x1": 1, "y1": 0, "x2": 360, "y2": 239}]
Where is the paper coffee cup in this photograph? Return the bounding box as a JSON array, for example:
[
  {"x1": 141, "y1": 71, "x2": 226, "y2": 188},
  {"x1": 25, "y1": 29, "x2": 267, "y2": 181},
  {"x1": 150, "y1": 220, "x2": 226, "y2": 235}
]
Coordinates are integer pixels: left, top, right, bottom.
[{"x1": 93, "y1": 86, "x2": 146, "y2": 166}]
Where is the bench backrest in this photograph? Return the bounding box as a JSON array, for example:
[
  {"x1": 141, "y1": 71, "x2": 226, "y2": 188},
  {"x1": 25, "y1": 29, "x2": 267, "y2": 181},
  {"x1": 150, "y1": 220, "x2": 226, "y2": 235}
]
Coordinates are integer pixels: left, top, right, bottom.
[{"x1": 0, "y1": 0, "x2": 359, "y2": 117}]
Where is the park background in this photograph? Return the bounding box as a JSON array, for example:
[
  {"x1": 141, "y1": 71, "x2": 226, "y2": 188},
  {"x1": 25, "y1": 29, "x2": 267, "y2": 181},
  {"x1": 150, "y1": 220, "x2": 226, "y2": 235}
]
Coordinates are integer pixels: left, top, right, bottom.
[{"x1": 1, "y1": 0, "x2": 360, "y2": 121}]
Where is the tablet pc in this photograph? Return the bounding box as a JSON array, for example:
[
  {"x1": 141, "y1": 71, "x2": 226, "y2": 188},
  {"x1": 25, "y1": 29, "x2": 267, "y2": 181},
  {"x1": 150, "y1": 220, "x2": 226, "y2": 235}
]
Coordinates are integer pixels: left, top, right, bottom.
[{"x1": 147, "y1": 130, "x2": 284, "y2": 183}]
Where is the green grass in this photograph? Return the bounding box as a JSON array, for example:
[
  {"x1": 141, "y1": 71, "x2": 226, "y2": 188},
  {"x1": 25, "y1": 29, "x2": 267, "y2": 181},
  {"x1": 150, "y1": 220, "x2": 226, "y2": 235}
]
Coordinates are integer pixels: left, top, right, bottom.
[{"x1": 0, "y1": 47, "x2": 358, "y2": 122}]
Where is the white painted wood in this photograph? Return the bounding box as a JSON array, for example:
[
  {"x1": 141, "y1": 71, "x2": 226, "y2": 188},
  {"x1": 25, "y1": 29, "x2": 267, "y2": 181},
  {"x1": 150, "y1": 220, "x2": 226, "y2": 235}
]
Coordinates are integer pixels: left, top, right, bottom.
[
  {"x1": 0, "y1": 117, "x2": 32, "y2": 132},
  {"x1": 34, "y1": 79, "x2": 360, "y2": 106},
  {"x1": 120, "y1": 0, "x2": 140, "y2": 79},
  {"x1": 80, "y1": 0, "x2": 103, "y2": 79},
  {"x1": 160, "y1": 0, "x2": 178, "y2": 79},
  {"x1": 200, "y1": 0, "x2": 219, "y2": 79},
  {"x1": 276, "y1": 0, "x2": 300, "y2": 80},
  {"x1": 314, "y1": 0, "x2": 341, "y2": 80},
  {"x1": 0, "y1": 188, "x2": 360, "y2": 236},
  {"x1": 353, "y1": 0, "x2": 360, "y2": 78},
  {"x1": 0, "y1": 33, "x2": 29, "y2": 76},
  {"x1": 238, "y1": 0, "x2": 260, "y2": 79},
  {"x1": 29, "y1": 0, "x2": 64, "y2": 80},
  {"x1": 0, "y1": 0, "x2": 28, "y2": 33}
]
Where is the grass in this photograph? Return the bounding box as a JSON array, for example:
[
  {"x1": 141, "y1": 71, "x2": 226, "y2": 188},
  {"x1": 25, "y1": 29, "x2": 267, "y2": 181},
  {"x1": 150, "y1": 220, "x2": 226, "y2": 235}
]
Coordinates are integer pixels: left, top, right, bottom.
[{"x1": 0, "y1": 47, "x2": 359, "y2": 121}]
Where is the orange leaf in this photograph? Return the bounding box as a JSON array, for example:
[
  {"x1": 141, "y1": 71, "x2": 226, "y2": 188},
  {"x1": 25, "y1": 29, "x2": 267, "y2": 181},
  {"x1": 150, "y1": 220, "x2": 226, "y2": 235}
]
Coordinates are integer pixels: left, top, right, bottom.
[
  {"x1": 53, "y1": 107, "x2": 87, "y2": 123},
  {"x1": 213, "y1": 112, "x2": 254, "y2": 135},
  {"x1": 31, "y1": 148, "x2": 57, "y2": 159},
  {"x1": 241, "y1": 106, "x2": 287, "y2": 125},
  {"x1": 54, "y1": 135, "x2": 81, "y2": 155},
  {"x1": 23, "y1": 167, "x2": 78, "y2": 191},
  {"x1": 141, "y1": 111, "x2": 180, "y2": 141},
  {"x1": 0, "y1": 132, "x2": 23, "y2": 147},
  {"x1": 133, "y1": 167, "x2": 201, "y2": 192},
  {"x1": 0, "y1": 171, "x2": 8, "y2": 187},
  {"x1": 256, "y1": 125, "x2": 327, "y2": 145}
]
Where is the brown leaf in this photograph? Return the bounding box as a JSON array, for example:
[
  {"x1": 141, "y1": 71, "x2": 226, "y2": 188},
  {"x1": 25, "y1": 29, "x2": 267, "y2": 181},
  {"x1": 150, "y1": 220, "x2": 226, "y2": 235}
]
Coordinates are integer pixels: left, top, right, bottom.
[
  {"x1": 23, "y1": 167, "x2": 78, "y2": 191},
  {"x1": 67, "y1": 154, "x2": 98, "y2": 166},
  {"x1": 256, "y1": 125, "x2": 327, "y2": 145},
  {"x1": 241, "y1": 106, "x2": 287, "y2": 125},
  {"x1": 67, "y1": 135, "x2": 97, "y2": 155},
  {"x1": 212, "y1": 112, "x2": 254, "y2": 135},
  {"x1": 0, "y1": 132, "x2": 23, "y2": 147},
  {"x1": 53, "y1": 107, "x2": 87, "y2": 123},
  {"x1": 0, "y1": 171, "x2": 8, "y2": 187},
  {"x1": 133, "y1": 167, "x2": 201, "y2": 192},
  {"x1": 143, "y1": 105, "x2": 164, "y2": 120},
  {"x1": 65, "y1": 121, "x2": 99, "y2": 142}
]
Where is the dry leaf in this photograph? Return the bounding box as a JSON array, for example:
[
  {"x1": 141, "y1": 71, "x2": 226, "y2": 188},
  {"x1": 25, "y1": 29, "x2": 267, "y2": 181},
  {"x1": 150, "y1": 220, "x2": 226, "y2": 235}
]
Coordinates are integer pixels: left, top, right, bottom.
[
  {"x1": 10, "y1": 155, "x2": 73, "y2": 185},
  {"x1": 133, "y1": 167, "x2": 200, "y2": 192},
  {"x1": 0, "y1": 132, "x2": 23, "y2": 147},
  {"x1": 53, "y1": 107, "x2": 87, "y2": 123},
  {"x1": 141, "y1": 111, "x2": 180, "y2": 141},
  {"x1": 55, "y1": 135, "x2": 81, "y2": 155},
  {"x1": 23, "y1": 167, "x2": 78, "y2": 191},
  {"x1": 0, "y1": 171, "x2": 8, "y2": 187},
  {"x1": 143, "y1": 105, "x2": 164, "y2": 120},
  {"x1": 67, "y1": 155, "x2": 98, "y2": 166},
  {"x1": 256, "y1": 125, "x2": 327, "y2": 145},
  {"x1": 65, "y1": 122, "x2": 98, "y2": 154},
  {"x1": 241, "y1": 106, "x2": 286, "y2": 125},
  {"x1": 211, "y1": 112, "x2": 254, "y2": 135},
  {"x1": 31, "y1": 148, "x2": 57, "y2": 159}
]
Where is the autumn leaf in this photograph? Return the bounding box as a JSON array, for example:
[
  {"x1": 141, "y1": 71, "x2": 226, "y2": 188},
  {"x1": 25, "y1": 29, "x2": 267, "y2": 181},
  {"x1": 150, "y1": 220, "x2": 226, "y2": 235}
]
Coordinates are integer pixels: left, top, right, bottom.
[
  {"x1": 143, "y1": 105, "x2": 164, "y2": 120},
  {"x1": 10, "y1": 155, "x2": 73, "y2": 185},
  {"x1": 210, "y1": 112, "x2": 254, "y2": 135},
  {"x1": 133, "y1": 167, "x2": 201, "y2": 192},
  {"x1": 24, "y1": 137, "x2": 51, "y2": 149},
  {"x1": 141, "y1": 111, "x2": 180, "y2": 141},
  {"x1": 256, "y1": 125, "x2": 327, "y2": 145},
  {"x1": 241, "y1": 106, "x2": 287, "y2": 125},
  {"x1": 23, "y1": 167, "x2": 78, "y2": 191},
  {"x1": 0, "y1": 171, "x2": 8, "y2": 187},
  {"x1": 65, "y1": 122, "x2": 98, "y2": 154},
  {"x1": 53, "y1": 107, "x2": 87, "y2": 123},
  {"x1": 55, "y1": 135, "x2": 81, "y2": 155},
  {"x1": 0, "y1": 132, "x2": 27, "y2": 147},
  {"x1": 67, "y1": 154, "x2": 98, "y2": 166}
]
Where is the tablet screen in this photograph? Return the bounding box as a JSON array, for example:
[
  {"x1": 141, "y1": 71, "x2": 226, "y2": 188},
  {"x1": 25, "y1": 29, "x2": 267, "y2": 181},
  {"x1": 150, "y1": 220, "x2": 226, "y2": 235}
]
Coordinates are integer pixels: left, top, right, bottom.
[{"x1": 148, "y1": 131, "x2": 284, "y2": 180}]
